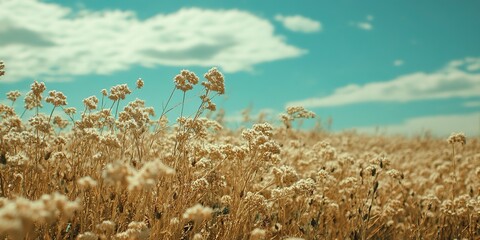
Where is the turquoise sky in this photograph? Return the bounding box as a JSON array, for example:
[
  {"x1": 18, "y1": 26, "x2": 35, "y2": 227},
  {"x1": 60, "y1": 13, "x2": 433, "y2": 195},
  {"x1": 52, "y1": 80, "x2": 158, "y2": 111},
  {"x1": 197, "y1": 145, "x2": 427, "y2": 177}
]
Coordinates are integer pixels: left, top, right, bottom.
[{"x1": 1, "y1": 0, "x2": 480, "y2": 136}]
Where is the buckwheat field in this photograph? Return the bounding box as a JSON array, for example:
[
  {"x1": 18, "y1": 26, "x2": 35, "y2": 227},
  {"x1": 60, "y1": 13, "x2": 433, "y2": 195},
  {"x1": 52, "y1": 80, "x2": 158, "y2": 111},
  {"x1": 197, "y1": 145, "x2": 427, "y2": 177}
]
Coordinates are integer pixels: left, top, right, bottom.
[{"x1": 0, "y1": 63, "x2": 479, "y2": 239}]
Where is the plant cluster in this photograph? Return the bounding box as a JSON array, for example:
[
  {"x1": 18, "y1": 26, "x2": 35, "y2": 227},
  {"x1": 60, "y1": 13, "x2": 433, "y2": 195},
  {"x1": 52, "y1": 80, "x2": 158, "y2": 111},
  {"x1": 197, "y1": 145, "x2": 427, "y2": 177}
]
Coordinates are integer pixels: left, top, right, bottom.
[{"x1": 0, "y1": 65, "x2": 479, "y2": 239}]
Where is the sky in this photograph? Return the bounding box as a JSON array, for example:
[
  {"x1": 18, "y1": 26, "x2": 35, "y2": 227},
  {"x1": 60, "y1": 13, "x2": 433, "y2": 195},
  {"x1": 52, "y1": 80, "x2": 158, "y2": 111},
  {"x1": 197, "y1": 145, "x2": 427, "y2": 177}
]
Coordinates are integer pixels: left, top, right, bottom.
[{"x1": 1, "y1": 0, "x2": 480, "y2": 136}]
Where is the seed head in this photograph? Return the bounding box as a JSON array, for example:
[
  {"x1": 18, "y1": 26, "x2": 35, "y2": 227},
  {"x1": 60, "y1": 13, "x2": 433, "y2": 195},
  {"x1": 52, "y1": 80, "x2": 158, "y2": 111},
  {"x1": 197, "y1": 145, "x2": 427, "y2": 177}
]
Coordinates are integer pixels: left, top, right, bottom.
[
  {"x1": 46, "y1": 90, "x2": 67, "y2": 107},
  {"x1": 0, "y1": 60, "x2": 5, "y2": 76},
  {"x1": 182, "y1": 204, "x2": 213, "y2": 221},
  {"x1": 174, "y1": 70, "x2": 199, "y2": 92},
  {"x1": 202, "y1": 67, "x2": 225, "y2": 94},
  {"x1": 6, "y1": 91, "x2": 21, "y2": 102},
  {"x1": 447, "y1": 132, "x2": 466, "y2": 145},
  {"x1": 136, "y1": 78, "x2": 144, "y2": 89}
]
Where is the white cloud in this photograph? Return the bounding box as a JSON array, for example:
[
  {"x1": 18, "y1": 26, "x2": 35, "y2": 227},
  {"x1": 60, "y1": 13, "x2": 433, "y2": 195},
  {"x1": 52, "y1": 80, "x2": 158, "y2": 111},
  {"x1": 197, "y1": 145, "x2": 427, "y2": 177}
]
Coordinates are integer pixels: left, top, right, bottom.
[
  {"x1": 393, "y1": 59, "x2": 404, "y2": 67},
  {"x1": 464, "y1": 101, "x2": 480, "y2": 108},
  {"x1": 0, "y1": 0, "x2": 305, "y2": 82},
  {"x1": 275, "y1": 14, "x2": 322, "y2": 33},
  {"x1": 356, "y1": 22, "x2": 373, "y2": 31},
  {"x1": 287, "y1": 57, "x2": 480, "y2": 108},
  {"x1": 351, "y1": 15, "x2": 374, "y2": 31},
  {"x1": 353, "y1": 112, "x2": 480, "y2": 137}
]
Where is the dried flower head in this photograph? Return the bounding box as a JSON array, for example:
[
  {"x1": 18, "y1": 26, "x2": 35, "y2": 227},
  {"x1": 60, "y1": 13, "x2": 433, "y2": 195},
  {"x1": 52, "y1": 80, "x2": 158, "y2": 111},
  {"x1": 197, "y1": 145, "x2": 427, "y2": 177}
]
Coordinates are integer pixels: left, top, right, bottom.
[
  {"x1": 77, "y1": 176, "x2": 98, "y2": 190},
  {"x1": 24, "y1": 81, "x2": 47, "y2": 110},
  {"x1": 182, "y1": 204, "x2": 213, "y2": 221},
  {"x1": 202, "y1": 67, "x2": 225, "y2": 94},
  {"x1": 447, "y1": 132, "x2": 466, "y2": 145},
  {"x1": 77, "y1": 232, "x2": 98, "y2": 240},
  {"x1": 174, "y1": 70, "x2": 199, "y2": 92},
  {"x1": 31, "y1": 80, "x2": 46, "y2": 96},
  {"x1": 64, "y1": 107, "x2": 77, "y2": 115},
  {"x1": 250, "y1": 228, "x2": 266, "y2": 240},
  {"x1": 0, "y1": 60, "x2": 4, "y2": 76},
  {"x1": 46, "y1": 90, "x2": 67, "y2": 107},
  {"x1": 6, "y1": 91, "x2": 21, "y2": 103},
  {"x1": 83, "y1": 96, "x2": 99, "y2": 111},
  {"x1": 96, "y1": 220, "x2": 116, "y2": 234},
  {"x1": 108, "y1": 84, "x2": 132, "y2": 101},
  {"x1": 136, "y1": 78, "x2": 144, "y2": 89}
]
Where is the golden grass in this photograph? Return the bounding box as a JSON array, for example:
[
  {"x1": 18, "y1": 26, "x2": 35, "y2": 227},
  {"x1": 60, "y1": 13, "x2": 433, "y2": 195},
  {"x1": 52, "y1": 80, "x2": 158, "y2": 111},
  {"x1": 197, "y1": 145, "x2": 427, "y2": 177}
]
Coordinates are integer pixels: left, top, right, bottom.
[{"x1": 0, "y1": 68, "x2": 479, "y2": 240}]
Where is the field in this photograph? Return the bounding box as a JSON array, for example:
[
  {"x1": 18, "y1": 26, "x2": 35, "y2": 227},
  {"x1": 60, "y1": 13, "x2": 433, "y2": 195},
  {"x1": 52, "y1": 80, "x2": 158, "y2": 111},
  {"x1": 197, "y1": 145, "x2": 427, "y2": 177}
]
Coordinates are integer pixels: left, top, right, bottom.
[{"x1": 0, "y1": 67, "x2": 479, "y2": 239}]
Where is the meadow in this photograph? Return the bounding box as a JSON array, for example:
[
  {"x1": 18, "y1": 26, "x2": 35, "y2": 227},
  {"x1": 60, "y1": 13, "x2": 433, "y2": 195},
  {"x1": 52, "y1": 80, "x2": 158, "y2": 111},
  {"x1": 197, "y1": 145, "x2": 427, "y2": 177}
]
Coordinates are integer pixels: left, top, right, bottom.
[{"x1": 0, "y1": 64, "x2": 479, "y2": 239}]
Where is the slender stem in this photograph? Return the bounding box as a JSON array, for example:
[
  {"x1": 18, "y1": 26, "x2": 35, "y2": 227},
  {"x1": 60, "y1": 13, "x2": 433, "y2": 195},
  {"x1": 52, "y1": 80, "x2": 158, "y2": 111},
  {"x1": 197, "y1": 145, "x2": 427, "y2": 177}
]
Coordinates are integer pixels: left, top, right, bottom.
[
  {"x1": 452, "y1": 144, "x2": 457, "y2": 200},
  {"x1": 180, "y1": 91, "x2": 186, "y2": 120},
  {"x1": 20, "y1": 108, "x2": 28, "y2": 118},
  {"x1": 192, "y1": 89, "x2": 210, "y2": 122},
  {"x1": 149, "y1": 87, "x2": 177, "y2": 148},
  {"x1": 162, "y1": 87, "x2": 177, "y2": 117},
  {"x1": 108, "y1": 100, "x2": 117, "y2": 114},
  {"x1": 115, "y1": 100, "x2": 120, "y2": 119}
]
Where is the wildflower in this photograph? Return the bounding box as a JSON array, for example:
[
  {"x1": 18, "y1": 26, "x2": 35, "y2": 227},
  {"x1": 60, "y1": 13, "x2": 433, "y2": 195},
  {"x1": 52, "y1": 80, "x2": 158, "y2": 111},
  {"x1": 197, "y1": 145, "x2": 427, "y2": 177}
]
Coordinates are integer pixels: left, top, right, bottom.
[
  {"x1": 29, "y1": 114, "x2": 52, "y2": 133},
  {"x1": 83, "y1": 96, "x2": 99, "y2": 111},
  {"x1": 24, "y1": 81, "x2": 46, "y2": 110},
  {"x1": 64, "y1": 107, "x2": 77, "y2": 115},
  {"x1": 77, "y1": 232, "x2": 98, "y2": 240},
  {"x1": 286, "y1": 106, "x2": 316, "y2": 119},
  {"x1": 0, "y1": 104, "x2": 15, "y2": 118},
  {"x1": 220, "y1": 195, "x2": 232, "y2": 205},
  {"x1": 191, "y1": 177, "x2": 210, "y2": 192},
  {"x1": 31, "y1": 80, "x2": 46, "y2": 96},
  {"x1": 100, "y1": 133, "x2": 121, "y2": 148},
  {"x1": 127, "y1": 159, "x2": 175, "y2": 191},
  {"x1": 193, "y1": 233, "x2": 206, "y2": 240},
  {"x1": 6, "y1": 91, "x2": 21, "y2": 102},
  {"x1": 136, "y1": 78, "x2": 144, "y2": 89},
  {"x1": 101, "y1": 89, "x2": 108, "y2": 96},
  {"x1": 115, "y1": 221, "x2": 149, "y2": 240},
  {"x1": 272, "y1": 165, "x2": 299, "y2": 186},
  {"x1": 250, "y1": 228, "x2": 266, "y2": 240},
  {"x1": 169, "y1": 217, "x2": 180, "y2": 225},
  {"x1": 46, "y1": 90, "x2": 67, "y2": 107},
  {"x1": 96, "y1": 220, "x2": 116, "y2": 234},
  {"x1": 202, "y1": 67, "x2": 225, "y2": 94},
  {"x1": 53, "y1": 115, "x2": 69, "y2": 129},
  {"x1": 447, "y1": 132, "x2": 466, "y2": 145},
  {"x1": 0, "y1": 60, "x2": 4, "y2": 76},
  {"x1": 182, "y1": 204, "x2": 213, "y2": 221},
  {"x1": 174, "y1": 70, "x2": 199, "y2": 92},
  {"x1": 108, "y1": 84, "x2": 132, "y2": 101},
  {"x1": 386, "y1": 169, "x2": 404, "y2": 180},
  {"x1": 77, "y1": 176, "x2": 98, "y2": 190}
]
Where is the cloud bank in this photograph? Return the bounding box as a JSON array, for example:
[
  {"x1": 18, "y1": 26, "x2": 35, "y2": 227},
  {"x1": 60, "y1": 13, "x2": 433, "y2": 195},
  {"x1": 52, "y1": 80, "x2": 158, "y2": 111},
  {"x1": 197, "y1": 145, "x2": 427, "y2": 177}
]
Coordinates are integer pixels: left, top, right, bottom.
[
  {"x1": 275, "y1": 14, "x2": 322, "y2": 33},
  {"x1": 287, "y1": 57, "x2": 480, "y2": 108},
  {"x1": 0, "y1": 0, "x2": 305, "y2": 82},
  {"x1": 353, "y1": 113, "x2": 480, "y2": 137}
]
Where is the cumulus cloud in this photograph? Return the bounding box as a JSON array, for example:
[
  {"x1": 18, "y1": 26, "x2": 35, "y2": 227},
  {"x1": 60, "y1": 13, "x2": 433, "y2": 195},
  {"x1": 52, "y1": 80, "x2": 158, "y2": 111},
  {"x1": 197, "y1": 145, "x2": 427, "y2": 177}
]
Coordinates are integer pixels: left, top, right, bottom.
[
  {"x1": 287, "y1": 57, "x2": 480, "y2": 108},
  {"x1": 351, "y1": 15, "x2": 374, "y2": 31},
  {"x1": 0, "y1": 0, "x2": 305, "y2": 82},
  {"x1": 356, "y1": 22, "x2": 373, "y2": 31},
  {"x1": 275, "y1": 14, "x2": 322, "y2": 33},
  {"x1": 393, "y1": 59, "x2": 404, "y2": 66},
  {"x1": 353, "y1": 112, "x2": 480, "y2": 137}
]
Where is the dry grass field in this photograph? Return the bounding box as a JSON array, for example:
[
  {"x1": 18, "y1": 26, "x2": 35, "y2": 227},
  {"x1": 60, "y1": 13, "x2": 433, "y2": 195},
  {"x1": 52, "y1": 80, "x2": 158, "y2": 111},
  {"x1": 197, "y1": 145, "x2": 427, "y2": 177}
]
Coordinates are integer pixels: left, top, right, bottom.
[{"x1": 0, "y1": 65, "x2": 479, "y2": 239}]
